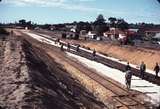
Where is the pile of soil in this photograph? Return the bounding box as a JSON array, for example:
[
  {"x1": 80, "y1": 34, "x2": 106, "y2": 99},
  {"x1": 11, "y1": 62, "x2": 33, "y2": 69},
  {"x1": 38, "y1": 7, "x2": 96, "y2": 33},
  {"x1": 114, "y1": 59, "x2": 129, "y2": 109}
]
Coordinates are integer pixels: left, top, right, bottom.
[{"x1": 79, "y1": 42, "x2": 160, "y2": 70}]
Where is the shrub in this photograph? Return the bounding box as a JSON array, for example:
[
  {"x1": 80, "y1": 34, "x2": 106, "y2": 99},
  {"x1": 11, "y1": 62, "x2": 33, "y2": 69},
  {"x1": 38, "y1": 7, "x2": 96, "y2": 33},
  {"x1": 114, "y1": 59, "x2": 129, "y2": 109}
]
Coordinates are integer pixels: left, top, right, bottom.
[{"x1": 0, "y1": 28, "x2": 9, "y2": 35}]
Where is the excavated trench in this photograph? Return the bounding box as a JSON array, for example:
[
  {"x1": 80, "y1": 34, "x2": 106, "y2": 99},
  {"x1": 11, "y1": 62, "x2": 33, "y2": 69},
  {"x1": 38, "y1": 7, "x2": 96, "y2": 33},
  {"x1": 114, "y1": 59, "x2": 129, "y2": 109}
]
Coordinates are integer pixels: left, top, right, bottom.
[{"x1": 0, "y1": 35, "x2": 106, "y2": 109}]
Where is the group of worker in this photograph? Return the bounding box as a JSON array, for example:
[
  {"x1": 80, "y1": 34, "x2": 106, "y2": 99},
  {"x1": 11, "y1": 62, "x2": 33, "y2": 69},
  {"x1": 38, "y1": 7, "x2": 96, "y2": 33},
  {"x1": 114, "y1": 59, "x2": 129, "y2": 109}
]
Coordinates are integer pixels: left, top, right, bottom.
[
  {"x1": 125, "y1": 62, "x2": 160, "y2": 89},
  {"x1": 59, "y1": 41, "x2": 159, "y2": 90},
  {"x1": 60, "y1": 42, "x2": 97, "y2": 58}
]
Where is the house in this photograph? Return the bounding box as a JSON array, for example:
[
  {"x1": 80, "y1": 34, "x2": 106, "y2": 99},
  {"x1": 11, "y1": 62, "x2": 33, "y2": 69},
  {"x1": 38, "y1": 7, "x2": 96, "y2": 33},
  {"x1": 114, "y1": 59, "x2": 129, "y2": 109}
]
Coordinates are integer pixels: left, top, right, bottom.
[
  {"x1": 87, "y1": 31, "x2": 102, "y2": 41},
  {"x1": 104, "y1": 28, "x2": 138, "y2": 45},
  {"x1": 65, "y1": 24, "x2": 77, "y2": 32},
  {"x1": 70, "y1": 28, "x2": 76, "y2": 32},
  {"x1": 65, "y1": 25, "x2": 76, "y2": 29},
  {"x1": 104, "y1": 28, "x2": 138, "y2": 40},
  {"x1": 145, "y1": 29, "x2": 160, "y2": 38},
  {"x1": 61, "y1": 32, "x2": 79, "y2": 40},
  {"x1": 127, "y1": 29, "x2": 139, "y2": 39},
  {"x1": 80, "y1": 30, "x2": 87, "y2": 37},
  {"x1": 49, "y1": 25, "x2": 56, "y2": 31},
  {"x1": 87, "y1": 31, "x2": 97, "y2": 39},
  {"x1": 151, "y1": 33, "x2": 160, "y2": 44},
  {"x1": 128, "y1": 29, "x2": 138, "y2": 33},
  {"x1": 138, "y1": 28, "x2": 160, "y2": 37},
  {"x1": 103, "y1": 28, "x2": 127, "y2": 40},
  {"x1": 137, "y1": 28, "x2": 160, "y2": 41},
  {"x1": 25, "y1": 27, "x2": 28, "y2": 30},
  {"x1": 34, "y1": 26, "x2": 41, "y2": 30}
]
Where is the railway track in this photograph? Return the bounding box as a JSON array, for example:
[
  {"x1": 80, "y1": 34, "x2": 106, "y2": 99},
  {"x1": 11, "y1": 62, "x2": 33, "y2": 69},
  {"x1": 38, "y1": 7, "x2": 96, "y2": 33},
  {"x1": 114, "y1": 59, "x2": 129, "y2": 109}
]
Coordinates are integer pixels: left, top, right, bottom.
[
  {"x1": 36, "y1": 32, "x2": 160, "y2": 86},
  {"x1": 66, "y1": 57, "x2": 148, "y2": 109},
  {"x1": 28, "y1": 32, "x2": 154, "y2": 109},
  {"x1": 41, "y1": 42, "x2": 150, "y2": 109},
  {"x1": 21, "y1": 31, "x2": 157, "y2": 108}
]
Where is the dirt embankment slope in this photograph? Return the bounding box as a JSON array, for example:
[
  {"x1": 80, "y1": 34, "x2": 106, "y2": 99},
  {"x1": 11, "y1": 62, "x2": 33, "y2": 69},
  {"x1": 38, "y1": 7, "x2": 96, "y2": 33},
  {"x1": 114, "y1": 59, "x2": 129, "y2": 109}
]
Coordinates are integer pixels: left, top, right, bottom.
[
  {"x1": 77, "y1": 41, "x2": 160, "y2": 70},
  {"x1": 0, "y1": 35, "x2": 106, "y2": 109}
]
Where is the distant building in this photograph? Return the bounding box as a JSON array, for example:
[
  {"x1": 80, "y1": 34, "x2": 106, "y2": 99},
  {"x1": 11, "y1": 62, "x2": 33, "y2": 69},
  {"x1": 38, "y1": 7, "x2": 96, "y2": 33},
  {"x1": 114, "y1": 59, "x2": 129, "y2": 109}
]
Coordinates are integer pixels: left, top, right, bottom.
[
  {"x1": 86, "y1": 31, "x2": 102, "y2": 41},
  {"x1": 104, "y1": 28, "x2": 138, "y2": 44},
  {"x1": 80, "y1": 30, "x2": 87, "y2": 38},
  {"x1": 87, "y1": 31, "x2": 97, "y2": 39},
  {"x1": 151, "y1": 33, "x2": 160, "y2": 44},
  {"x1": 61, "y1": 31, "x2": 79, "y2": 40},
  {"x1": 65, "y1": 25, "x2": 76, "y2": 29},
  {"x1": 70, "y1": 28, "x2": 76, "y2": 32},
  {"x1": 128, "y1": 29, "x2": 138, "y2": 33},
  {"x1": 25, "y1": 27, "x2": 28, "y2": 30},
  {"x1": 145, "y1": 29, "x2": 160, "y2": 38},
  {"x1": 49, "y1": 25, "x2": 56, "y2": 31},
  {"x1": 34, "y1": 26, "x2": 41, "y2": 30},
  {"x1": 103, "y1": 28, "x2": 127, "y2": 40},
  {"x1": 65, "y1": 24, "x2": 77, "y2": 32}
]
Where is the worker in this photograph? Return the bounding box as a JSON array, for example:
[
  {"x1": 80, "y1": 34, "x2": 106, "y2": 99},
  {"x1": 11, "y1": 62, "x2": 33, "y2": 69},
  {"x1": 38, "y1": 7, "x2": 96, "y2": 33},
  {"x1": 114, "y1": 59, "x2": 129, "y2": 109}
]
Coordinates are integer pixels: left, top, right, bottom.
[
  {"x1": 154, "y1": 63, "x2": 160, "y2": 78},
  {"x1": 76, "y1": 45, "x2": 80, "y2": 52},
  {"x1": 93, "y1": 49, "x2": 96, "y2": 57},
  {"x1": 57, "y1": 38, "x2": 60, "y2": 43},
  {"x1": 67, "y1": 43, "x2": 70, "y2": 51},
  {"x1": 140, "y1": 61, "x2": 146, "y2": 79},
  {"x1": 125, "y1": 70, "x2": 132, "y2": 89},
  {"x1": 61, "y1": 44, "x2": 64, "y2": 51},
  {"x1": 125, "y1": 62, "x2": 131, "y2": 71},
  {"x1": 55, "y1": 39, "x2": 57, "y2": 44},
  {"x1": 10, "y1": 30, "x2": 13, "y2": 36}
]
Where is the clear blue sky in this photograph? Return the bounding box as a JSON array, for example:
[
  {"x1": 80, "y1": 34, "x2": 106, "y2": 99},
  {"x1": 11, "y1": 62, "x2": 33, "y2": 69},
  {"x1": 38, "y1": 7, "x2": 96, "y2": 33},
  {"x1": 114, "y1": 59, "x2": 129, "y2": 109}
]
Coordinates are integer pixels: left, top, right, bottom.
[{"x1": 0, "y1": 0, "x2": 160, "y2": 24}]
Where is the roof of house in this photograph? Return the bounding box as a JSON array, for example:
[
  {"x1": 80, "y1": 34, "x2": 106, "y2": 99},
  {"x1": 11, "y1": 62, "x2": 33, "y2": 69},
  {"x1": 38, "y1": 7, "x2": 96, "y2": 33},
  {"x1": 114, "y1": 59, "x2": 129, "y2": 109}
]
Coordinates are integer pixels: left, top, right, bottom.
[
  {"x1": 154, "y1": 33, "x2": 160, "y2": 38},
  {"x1": 88, "y1": 31, "x2": 96, "y2": 35},
  {"x1": 128, "y1": 29, "x2": 138, "y2": 32},
  {"x1": 104, "y1": 28, "x2": 126, "y2": 35},
  {"x1": 139, "y1": 28, "x2": 160, "y2": 33}
]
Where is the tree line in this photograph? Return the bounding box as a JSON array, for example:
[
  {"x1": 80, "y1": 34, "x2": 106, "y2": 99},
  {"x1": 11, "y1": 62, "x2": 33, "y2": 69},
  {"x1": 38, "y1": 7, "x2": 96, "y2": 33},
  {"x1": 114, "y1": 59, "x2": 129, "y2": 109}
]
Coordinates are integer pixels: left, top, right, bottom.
[{"x1": 1, "y1": 14, "x2": 159, "y2": 36}]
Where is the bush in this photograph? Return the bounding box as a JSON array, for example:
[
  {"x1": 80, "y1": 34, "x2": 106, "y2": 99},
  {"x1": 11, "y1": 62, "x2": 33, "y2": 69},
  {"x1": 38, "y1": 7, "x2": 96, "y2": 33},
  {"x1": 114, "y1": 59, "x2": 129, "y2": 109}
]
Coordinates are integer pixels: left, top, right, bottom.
[{"x1": 0, "y1": 28, "x2": 9, "y2": 35}]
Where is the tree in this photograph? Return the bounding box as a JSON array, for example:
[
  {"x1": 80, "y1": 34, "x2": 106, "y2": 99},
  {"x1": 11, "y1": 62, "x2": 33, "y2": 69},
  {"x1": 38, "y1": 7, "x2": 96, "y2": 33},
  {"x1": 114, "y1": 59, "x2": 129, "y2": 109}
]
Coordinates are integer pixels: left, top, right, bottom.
[
  {"x1": 76, "y1": 21, "x2": 92, "y2": 33},
  {"x1": 117, "y1": 19, "x2": 129, "y2": 30},
  {"x1": 94, "y1": 24, "x2": 109, "y2": 36},
  {"x1": 19, "y1": 19, "x2": 26, "y2": 25},
  {"x1": 108, "y1": 17, "x2": 117, "y2": 27},
  {"x1": 94, "y1": 14, "x2": 106, "y2": 25},
  {"x1": 93, "y1": 14, "x2": 108, "y2": 36}
]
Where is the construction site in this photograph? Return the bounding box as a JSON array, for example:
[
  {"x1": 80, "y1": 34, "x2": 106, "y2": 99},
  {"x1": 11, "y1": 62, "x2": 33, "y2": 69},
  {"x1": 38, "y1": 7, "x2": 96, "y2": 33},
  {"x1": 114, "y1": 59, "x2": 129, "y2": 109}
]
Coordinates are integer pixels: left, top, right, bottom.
[
  {"x1": 0, "y1": 28, "x2": 159, "y2": 109},
  {"x1": 1, "y1": 0, "x2": 160, "y2": 108}
]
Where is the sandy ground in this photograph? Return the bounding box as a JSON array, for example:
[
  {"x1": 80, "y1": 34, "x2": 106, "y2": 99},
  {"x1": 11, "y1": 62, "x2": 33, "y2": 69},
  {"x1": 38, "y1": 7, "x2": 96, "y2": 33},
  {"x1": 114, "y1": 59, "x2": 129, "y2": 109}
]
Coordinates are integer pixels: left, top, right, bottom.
[
  {"x1": 0, "y1": 32, "x2": 107, "y2": 109},
  {"x1": 79, "y1": 42, "x2": 160, "y2": 70}
]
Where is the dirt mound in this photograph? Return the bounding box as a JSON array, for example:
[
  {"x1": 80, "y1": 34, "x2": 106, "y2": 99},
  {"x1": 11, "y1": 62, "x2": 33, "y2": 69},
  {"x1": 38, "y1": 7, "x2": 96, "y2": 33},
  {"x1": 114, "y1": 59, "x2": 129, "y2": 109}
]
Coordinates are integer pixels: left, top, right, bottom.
[
  {"x1": 80, "y1": 42, "x2": 160, "y2": 70},
  {"x1": 0, "y1": 35, "x2": 105, "y2": 109}
]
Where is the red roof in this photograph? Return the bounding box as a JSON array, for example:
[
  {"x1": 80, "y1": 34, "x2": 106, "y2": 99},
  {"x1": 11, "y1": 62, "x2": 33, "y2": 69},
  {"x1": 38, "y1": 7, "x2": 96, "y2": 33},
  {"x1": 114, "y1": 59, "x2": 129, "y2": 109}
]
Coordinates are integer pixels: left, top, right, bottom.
[
  {"x1": 139, "y1": 28, "x2": 160, "y2": 33},
  {"x1": 104, "y1": 28, "x2": 126, "y2": 35}
]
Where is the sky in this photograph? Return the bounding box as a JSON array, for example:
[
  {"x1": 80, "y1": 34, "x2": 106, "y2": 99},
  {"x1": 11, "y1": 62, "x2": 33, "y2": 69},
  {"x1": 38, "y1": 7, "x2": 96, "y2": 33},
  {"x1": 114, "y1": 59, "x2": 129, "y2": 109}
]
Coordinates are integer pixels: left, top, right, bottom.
[{"x1": 0, "y1": 0, "x2": 160, "y2": 24}]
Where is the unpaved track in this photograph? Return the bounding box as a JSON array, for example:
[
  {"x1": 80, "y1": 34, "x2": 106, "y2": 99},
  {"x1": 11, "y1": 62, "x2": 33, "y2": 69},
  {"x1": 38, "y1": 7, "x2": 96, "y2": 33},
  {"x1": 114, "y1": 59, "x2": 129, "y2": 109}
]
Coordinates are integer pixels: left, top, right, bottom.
[{"x1": 19, "y1": 31, "x2": 155, "y2": 109}]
